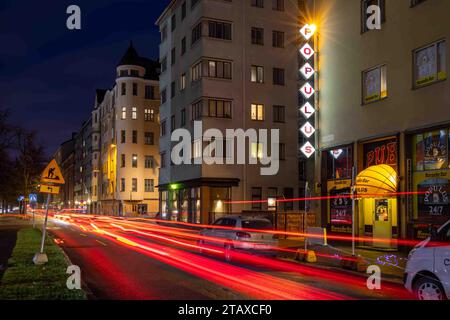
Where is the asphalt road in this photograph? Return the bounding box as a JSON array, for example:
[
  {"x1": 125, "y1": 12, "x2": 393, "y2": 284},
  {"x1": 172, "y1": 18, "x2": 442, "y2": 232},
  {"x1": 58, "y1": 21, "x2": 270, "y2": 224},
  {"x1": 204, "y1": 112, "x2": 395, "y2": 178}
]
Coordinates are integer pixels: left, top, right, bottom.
[{"x1": 41, "y1": 215, "x2": 413, "y2": 300}]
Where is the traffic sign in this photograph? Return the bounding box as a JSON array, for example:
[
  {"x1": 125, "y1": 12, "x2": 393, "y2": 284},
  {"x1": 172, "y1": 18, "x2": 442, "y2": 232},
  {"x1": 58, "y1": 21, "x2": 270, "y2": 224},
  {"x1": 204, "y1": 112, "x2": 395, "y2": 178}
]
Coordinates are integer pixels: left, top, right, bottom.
[
  {"x1": 39, "y1": 184, "x2": 60, "y2": 195},
  {"x1": 29, "y1": 194, "x2": 37, "y2": 203},
  {"x1": 41, "y1": 159, "x2": 65, "y2": 184}
]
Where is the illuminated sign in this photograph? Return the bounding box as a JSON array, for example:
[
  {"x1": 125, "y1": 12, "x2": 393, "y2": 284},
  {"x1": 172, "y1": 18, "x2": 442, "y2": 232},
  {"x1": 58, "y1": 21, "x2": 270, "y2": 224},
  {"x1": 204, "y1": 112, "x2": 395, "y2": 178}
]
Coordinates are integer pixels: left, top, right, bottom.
[
  {"x1": 300, "y1": 102, "x2": 315, "y2": 119},
  {"x1": 301, "y1": 142, "x2": 316, "y2": 159},
  {"x1": 299, "y1": 23, "x2": 318, "y2": 156},
  {"x1": 330, "y1": 149, "x2": 344, "y2": 160}
]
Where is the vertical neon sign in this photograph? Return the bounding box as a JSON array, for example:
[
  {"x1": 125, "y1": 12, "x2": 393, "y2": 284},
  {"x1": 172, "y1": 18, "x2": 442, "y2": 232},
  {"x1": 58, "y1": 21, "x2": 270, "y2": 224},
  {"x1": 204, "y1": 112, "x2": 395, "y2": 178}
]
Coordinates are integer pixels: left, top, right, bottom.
[{"x1": 299, "y1": 24, "x2": 317, "y2": 159}]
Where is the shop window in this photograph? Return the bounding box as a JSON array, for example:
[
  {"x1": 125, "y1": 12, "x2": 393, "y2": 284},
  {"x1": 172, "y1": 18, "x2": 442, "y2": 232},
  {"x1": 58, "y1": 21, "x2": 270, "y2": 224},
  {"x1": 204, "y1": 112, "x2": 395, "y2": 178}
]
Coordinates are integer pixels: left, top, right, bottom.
[
  {"x1": 413, "y1": 40, "x2": 446, "y2": 89},
  {"x1": 362, "y1": 64, "x2": 387, "y2": 104},
  {"x1": 325, "y1": 146, "x2": 353, "y2": 180},
  {"x1": 363, "y1": 138, "x2": 397, "y2": 171},
  {"x1": 414, "y1": 129, "x2": 449, "y2": 171}
]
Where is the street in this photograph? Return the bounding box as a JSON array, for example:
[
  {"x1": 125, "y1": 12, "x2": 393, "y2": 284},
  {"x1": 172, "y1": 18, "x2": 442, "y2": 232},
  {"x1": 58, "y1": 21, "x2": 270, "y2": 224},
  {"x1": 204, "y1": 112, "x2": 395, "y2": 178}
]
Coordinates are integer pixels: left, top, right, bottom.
[{"x1": 40, "y1": 214, "x2": 412, "y2": 300}]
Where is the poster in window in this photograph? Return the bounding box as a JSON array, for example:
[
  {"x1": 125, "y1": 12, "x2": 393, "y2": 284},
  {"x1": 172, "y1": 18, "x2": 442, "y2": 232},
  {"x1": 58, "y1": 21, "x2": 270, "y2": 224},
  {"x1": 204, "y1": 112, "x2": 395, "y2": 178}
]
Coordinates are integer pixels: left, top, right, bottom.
[
  {"x1": 363, "y1": 68, "x2": 381, "y2": 103},
  {"x1": 416, "y1": 45, "x2": 437, "y2": 87},
  {"x1": 330, "y1": 187, "x2": 352, "y2": 231},
  {"x1": 424, "y1": 130, "x2": 447, "y2": 170},
  {"x1": 418, "y1": 179, "x2": 450, "y2": 219},
  {"x1": 375, "y1": 199, "x2": 389, "y2": 222}
]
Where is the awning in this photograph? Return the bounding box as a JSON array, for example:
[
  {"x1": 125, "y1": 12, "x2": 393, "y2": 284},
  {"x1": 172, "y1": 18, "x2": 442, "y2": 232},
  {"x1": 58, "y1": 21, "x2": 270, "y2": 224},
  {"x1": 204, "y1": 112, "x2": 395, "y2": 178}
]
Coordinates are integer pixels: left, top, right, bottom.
[{"x1": 355, "y1": 165, "x2": 398, "y2": 196}]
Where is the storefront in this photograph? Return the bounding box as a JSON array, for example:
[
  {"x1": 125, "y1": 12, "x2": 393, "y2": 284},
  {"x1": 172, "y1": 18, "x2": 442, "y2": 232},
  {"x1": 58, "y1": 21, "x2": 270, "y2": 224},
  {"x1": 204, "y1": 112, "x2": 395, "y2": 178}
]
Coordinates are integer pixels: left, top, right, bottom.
[
  {"x1": 357, "y1": 137, "x2": 399, "y2": 249},
  {"x1": 409, "y1": 127, "x2": 450, "y2": 239}
]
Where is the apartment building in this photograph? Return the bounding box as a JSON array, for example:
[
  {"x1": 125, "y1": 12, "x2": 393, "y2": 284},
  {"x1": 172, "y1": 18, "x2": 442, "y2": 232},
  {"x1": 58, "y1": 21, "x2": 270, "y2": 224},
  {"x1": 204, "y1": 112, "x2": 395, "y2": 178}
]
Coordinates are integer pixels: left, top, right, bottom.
[
  {"x1": 74, "y1": 118, "x2": 93, "y2": 212},
  {"x1": 92, "y1": 43, "x2": 161, "y2": 216},
  {"x1": 156, "y1": 0, "x2": 300, "y2": 224},
  {"x1": 53, "y1": 134, "x2": 76, "y2": 209},
  {"x1": 306, "y1": 0, "x2": 450, "y2": 248}
]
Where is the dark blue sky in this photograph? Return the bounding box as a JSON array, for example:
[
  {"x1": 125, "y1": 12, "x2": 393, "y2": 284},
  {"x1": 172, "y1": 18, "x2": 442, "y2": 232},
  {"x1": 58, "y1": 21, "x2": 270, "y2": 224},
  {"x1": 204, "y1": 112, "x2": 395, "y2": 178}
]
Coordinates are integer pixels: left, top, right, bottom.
[{"x1": 0, "y1": 0, "x2": 170, "y2": 156}]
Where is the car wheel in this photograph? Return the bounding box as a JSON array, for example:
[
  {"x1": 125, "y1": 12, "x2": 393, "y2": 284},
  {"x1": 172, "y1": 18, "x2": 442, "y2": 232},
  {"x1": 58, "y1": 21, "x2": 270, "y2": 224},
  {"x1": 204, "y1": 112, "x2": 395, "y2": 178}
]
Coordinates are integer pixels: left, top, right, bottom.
[
  {"x1": 413, "y1": 276, "x2": 447, "y2": 301},
  {"x1": 224, "y1": 244, "x2": 233, "y2": 263}
]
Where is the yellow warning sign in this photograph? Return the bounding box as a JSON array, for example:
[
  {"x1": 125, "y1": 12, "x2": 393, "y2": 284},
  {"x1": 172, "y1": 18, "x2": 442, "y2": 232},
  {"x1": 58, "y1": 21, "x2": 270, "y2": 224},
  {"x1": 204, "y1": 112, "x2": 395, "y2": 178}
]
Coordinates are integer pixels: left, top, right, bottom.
[
  {"x1": 41, "y1": 159, "x2": 65, "y2": 185},
  {"x1": 39, "y1": 184, "x2": 60, "y2": 195}
]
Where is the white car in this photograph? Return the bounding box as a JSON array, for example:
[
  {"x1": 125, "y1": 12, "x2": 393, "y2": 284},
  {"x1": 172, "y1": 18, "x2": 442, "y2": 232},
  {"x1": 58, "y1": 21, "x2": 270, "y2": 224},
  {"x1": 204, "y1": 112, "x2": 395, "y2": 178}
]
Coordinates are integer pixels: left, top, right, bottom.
[
  {"x1": 198, "y1": 216, "x2": 278, "y2": 262},
  {"x1": 404, "y1": 220, "x2": 450, "y2": 300}
]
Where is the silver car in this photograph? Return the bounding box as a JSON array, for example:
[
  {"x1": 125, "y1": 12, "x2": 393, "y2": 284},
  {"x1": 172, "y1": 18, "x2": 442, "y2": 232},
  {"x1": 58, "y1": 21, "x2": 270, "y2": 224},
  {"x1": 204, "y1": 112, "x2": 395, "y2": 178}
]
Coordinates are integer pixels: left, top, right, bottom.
[{"x1": 198, "y1": 216, "x2": 278, "y2": 262}]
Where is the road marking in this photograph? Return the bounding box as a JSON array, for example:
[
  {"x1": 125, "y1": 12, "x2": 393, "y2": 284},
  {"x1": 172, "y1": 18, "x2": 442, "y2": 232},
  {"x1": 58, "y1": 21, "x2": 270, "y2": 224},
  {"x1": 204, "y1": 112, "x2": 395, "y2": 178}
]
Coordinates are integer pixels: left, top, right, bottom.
[{"x1": 95, "y1": 240, "x2": 107, "y2": 246}]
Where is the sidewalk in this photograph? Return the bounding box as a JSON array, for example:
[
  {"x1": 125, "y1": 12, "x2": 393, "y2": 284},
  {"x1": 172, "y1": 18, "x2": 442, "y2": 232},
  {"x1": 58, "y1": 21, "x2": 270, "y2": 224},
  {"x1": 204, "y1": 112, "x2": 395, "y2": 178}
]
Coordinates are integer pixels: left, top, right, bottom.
[{"x1": 278, "y1": 238, "x2": 408, "y2": 283}]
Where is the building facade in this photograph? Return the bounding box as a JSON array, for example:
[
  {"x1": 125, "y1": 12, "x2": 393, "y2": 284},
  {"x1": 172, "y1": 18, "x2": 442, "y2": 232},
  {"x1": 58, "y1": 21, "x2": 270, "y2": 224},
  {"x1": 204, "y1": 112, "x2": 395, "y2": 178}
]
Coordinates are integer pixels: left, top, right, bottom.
[
  {"x1": 53, "y1": 134, "x2": 76, "y2": 208},
  {"x1": 93, "y1": 44, "x2": 161, "y2": 216},
  {"x1": 307, "y1": 0, "x2": 450, "y2": 248},
  {"x1": 74, "y1": 118, "x2": 93, "y2": 212},
  {"x1": 156, "y1": 0, "x2": 300, "y2": 225}
]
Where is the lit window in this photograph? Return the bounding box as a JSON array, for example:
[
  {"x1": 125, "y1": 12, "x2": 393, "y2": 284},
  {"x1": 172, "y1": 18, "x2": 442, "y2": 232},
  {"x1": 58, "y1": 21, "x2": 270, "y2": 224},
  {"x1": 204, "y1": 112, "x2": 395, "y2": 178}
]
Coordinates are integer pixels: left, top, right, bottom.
[
  {"x1": 362, "y1": 64, "x2": 387, "y2": 104},
  {"x1": 132, "y1": 107, "x2": 137, "y2": 119},
  {"x1": 251, "y1": 142, "x2": 264, "y2": 159},
  {"x1": 180, "y1": 73, "x2": 186, "y2": 91},
  {"x1": 251, "y1": 104, "x2": 264, "y2": 121},
  {"x1": 251, "y1": 65, "x2": 264, "y2": 83},
  {"x1": 413, "y1": 40, "x2": 446, "y2": 88},
  {"x1": 121, "y1": 107, "x2": 127, "y2": 119},
  {"x1": 132, "y1": 154, "x2": 138, "y2": 168}
]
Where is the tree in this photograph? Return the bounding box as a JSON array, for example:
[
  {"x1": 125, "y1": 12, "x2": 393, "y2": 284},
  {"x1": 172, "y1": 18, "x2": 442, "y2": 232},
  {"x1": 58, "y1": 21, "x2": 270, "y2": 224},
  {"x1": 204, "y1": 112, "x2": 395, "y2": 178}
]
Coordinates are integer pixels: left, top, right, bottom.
[
  {"x1": 0, "y1": 109, "x2": 18, "y2": 212},
  {"x1": 14, "y1": 129, "x2": 47, "y2": 214}
]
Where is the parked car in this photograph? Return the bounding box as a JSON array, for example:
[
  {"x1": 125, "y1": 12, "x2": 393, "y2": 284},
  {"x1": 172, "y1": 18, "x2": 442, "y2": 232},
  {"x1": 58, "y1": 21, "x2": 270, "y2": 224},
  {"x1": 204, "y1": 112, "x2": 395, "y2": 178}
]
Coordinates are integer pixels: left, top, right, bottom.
[
  {"x1": 198, "y1": 216, "x2": 278, "y2": 262},
  {"x1": 404, "y1": 220, "x2": 450, "y2": 300}
]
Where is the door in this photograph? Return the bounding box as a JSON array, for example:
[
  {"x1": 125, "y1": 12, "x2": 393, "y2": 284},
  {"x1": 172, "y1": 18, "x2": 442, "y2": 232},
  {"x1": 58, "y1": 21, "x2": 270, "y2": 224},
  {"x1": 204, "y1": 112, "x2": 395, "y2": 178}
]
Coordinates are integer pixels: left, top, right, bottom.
[
  {"x1": 434, "y1": 222, "x2": 450, "y2": 298},
  {"x1": 373, "y1": 199, "x2": 392, "y2": 248}
]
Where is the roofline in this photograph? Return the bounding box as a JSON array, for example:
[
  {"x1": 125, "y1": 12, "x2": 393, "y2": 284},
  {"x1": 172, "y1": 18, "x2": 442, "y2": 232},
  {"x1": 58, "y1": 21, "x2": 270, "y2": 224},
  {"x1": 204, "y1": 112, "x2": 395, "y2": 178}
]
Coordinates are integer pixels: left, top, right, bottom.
[{"x1": 155, "y1": 0, "x2": 177, "y2": 26}]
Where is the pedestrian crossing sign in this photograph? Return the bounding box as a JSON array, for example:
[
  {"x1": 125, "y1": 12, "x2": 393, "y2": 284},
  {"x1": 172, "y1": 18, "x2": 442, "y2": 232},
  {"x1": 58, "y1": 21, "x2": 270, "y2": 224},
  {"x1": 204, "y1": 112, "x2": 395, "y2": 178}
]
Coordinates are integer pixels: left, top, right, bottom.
[{"x1": 41, "y1": 159, "x2": 65, "y2": 184}]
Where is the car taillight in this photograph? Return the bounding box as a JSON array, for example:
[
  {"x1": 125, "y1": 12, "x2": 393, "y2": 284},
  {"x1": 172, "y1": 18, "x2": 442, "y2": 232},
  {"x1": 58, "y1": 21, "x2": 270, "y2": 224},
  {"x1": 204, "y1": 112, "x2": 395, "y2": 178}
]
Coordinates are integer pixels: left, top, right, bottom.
[{"x1": 236, "y1": 231, "x2": 251, "y2": 239}]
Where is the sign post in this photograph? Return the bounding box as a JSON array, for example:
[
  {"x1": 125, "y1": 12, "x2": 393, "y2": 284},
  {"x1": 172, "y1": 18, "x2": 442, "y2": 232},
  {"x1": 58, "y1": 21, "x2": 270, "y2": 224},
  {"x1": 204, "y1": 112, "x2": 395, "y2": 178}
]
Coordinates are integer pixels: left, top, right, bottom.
[
  {"x1": 351, "y1": 167, "x2": 357, "y2": 257},
  {"x1": 33, "y1": 159, "x2": 65, "y2": 265},
  {"x1": 304, "y1": 182, "x2": 309, "y2": 253}
]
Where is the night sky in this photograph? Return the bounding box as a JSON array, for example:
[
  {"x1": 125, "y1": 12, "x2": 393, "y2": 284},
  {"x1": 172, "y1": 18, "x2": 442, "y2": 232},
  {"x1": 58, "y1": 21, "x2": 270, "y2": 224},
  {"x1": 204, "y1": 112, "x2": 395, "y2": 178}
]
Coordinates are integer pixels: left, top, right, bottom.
[{"x1": 0, "y1": 0, "x2": 170, "y2": 156}]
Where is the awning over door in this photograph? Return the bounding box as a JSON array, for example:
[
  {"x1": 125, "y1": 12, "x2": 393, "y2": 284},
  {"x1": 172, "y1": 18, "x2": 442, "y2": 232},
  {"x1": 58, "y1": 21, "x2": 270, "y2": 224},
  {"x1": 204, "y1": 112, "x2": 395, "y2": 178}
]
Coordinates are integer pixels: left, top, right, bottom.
[{"x1": 355, "y1": 164, "x2": 398, "y2": 196}]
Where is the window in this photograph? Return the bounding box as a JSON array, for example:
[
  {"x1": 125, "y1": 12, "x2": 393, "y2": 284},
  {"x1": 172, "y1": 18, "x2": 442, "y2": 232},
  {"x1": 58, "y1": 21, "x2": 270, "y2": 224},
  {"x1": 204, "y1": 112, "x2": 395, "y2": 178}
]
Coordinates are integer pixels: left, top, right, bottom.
[
  {"x1": 273, "y1": 105, "x2": 285, "y2": 123},
  {"x1": 145, "y1": 85, "x2": 155, "y2": 99},
  {"x1": 413, "y1": 40, "x2": 446, "y2": 88},
  {"x1": 121, "y1": 107, "x2": 127, "y2": 120},
  {"x1": 411, "y1": 0, "x2": 426, "y2": 6},
  {"x1": 251, "y1": 65, "x2": 264, "y2": 83},
  {"x1": 191, "y1": 61, "x2": 202, "y2": 82},
  {"x1": 272, "y1": 0, "x2": 284, "y2": 11},
  {"x1": 362, "y1": 64, "x2": 387, "y2": 104},
  {"x1": 192, "y1": 101, "x2": 203, "y2": 120},
  {"x1": 181, "y1": 37, "x2": 186, "y2": 55},
  {"x1": 251, "y1": 142, "x2": 264, "y2": 159},
  {"x1": 279, "y1": 143, "x2": 286, "y2": 160},
  {"x1": 161, "y1": 121, "x2": 167, "y2": 136},
  {"x1": 272, "y1": 30, "x2": 284, "y2": 48},
  {"x1": 145, "y1": 179, "x2": 155, "y2": 192},
  {"x1": 414, "y1": 129, "x2": 449, "y2": 171},
  {"x1": 145, "y1": 156, "x2": 154, "y2": 169},
  {"x1": 251, "y1": 187, "x2": 262, "y2": 210},
  {"x1": 133, "y1": 83, "x2": 138, "y2": 96},
  {"x1": 273, "y1": 68, "x2": 285, "y2": 85},
  {"x1": 145, "y1": 108, "x2": 155, "y2": 122},
  {"x1": 121, "y1": 130, "x2": 126, "y2": 143},
  {"x1": 161, "y1": 56, "x2": 167, "y2": 72},
  {"x1": 132, "y1": 130, "x2": 137, "y2": 144},
  {"x1": 251, "y1": 104, "x2": 264, "y2": 121},
  {"x1": 208, "y1": 99, "x2": 232, "y2": 118},
  {"x1": 119, "y1": 69, "x2": 128, "y2": 77},
  {"x1": 132, "y1": 154, "x2": 138, "y2": 168},
  {"x1": 251, "y1": 27, "x2": 264, "y2": 45},
  {"x1": 171, "y1": 81, "x2": 176, "y2": 98},
  {"x1": 181, "y1": 109, "x2": 186, "y2": 126},
  {"x1": 121, "y1": 82, "x2": 126, "y2": 95},
  {"x1": 161, "y1": 152, "x2": 166, "y2": 168},
  {"x1": 283, "y1": 188, "x2": 294, "y2": 210},
  {"x1": 171, "y1": 48, "x2": 176, "y2": 65},
  {"x1": 171, "y1": 115, "x2": 176, "y2": 132},
  {"x1": 181, "y1": 1, "x2": 187, "y2": 19},
  {"x1": 161, "y1": 25, "x2": 167, "y2": 42},
  {"x1": 192, "y1": 22, "x2": 202, "y2": 45},
  {"x1": 121, "y1": 178, "x2": 125, "y2": 192},
  {"x1": 132, "y1": 107, "x2": 137, "y2": 119},
  {"x1": 180, "y1": 74, "x2": 186, "y2": 91},
  {"x1": 203, "y1": 60, "x2": 232, "y2": 79},
  {"x1": 361, "y1": 0, "x2": 385, "y2": 33},
  {"x1": 251, "y1": 0, "x2": 264, "y2": 8},
  {"x1": 145, "y1": 132, "x2": 154, "y2": 145},
  {"x1": 132, "y1": 178, "x2": 138, "y2": 192},
  {"x1": 121, "y1": 154, "x2": 125, "y2": 167},
  {"x1": 208, "y1": 21, "x2": 232, "y2": 40},
  {"x1": 161, "y1": 88, "x2": 167, "y2": 104},
  {"x1": 171, "y1": 14, "x2": 176, "y2": 32}
]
